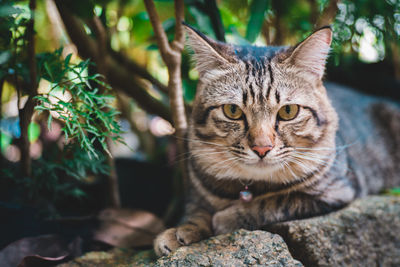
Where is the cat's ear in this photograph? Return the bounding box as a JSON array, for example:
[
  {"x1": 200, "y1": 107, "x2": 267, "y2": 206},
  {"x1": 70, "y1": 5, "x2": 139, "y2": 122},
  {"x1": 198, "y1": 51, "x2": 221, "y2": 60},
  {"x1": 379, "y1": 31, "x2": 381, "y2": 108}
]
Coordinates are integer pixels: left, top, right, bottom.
[
  {"x1": 284, "y1": 26, "x2": 332, "y2": 79},
  {"x1": 183, "y1": 23, "x2": 237, "y2": 77}
]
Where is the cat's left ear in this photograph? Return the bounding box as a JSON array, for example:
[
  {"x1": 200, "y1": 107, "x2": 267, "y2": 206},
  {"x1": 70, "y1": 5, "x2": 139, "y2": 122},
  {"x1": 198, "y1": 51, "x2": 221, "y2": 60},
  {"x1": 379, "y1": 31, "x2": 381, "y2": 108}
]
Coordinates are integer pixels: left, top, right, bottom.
[
  {"x1": 182, "y1": 23, "x2": 237, "y2": 77},
  {"x1": 284, "y1": 26, "x2": 332, "y2": 79}
]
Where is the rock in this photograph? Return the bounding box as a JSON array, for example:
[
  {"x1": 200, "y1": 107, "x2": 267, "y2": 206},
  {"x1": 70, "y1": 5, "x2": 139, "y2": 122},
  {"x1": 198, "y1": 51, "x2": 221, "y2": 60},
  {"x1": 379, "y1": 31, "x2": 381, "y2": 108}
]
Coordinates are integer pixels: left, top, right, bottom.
[
  {"x1": 60, "y1": 196, "x2": 400, "y2": 267},
  {"x1": 155, "y1": 229, "x2": 303, "y2": 267},
  {"x1": 267, "y1": 196, "x2": 400, "y2": 267},
  {"x1": 59, "y1": 230, "x2": 302, "y2": 267},
  {"x1": 57, "y1": 249, "x2": 156, "y2": 267}
]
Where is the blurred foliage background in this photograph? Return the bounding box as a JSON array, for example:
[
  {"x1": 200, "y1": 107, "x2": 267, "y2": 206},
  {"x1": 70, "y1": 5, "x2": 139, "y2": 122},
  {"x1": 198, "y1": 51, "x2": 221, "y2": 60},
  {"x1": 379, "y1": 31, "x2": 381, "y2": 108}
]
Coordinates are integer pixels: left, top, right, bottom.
[{"x1": 0, "y1": 0, "x2": 399, "y2": 252}]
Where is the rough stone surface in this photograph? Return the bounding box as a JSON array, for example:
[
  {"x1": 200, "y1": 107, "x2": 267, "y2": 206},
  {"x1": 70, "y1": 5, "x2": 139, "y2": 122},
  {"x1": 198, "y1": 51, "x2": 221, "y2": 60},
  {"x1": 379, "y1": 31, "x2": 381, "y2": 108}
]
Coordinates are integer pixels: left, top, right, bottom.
[
  {"x1": 267, "y1": 196, "x2": 400, "y2": 267},
  {"x1": 59, "y1": 230, "x2": 302, "y2": 267},
  {"x1": 154, "y1": 229, "x2": 302, "y2": 267},
  {"x1": 60, "y1": 196, "x2": 400, "y2": 267},
  {"x1": 58, "y1": 249, "x2": 156, "y2": 267}
]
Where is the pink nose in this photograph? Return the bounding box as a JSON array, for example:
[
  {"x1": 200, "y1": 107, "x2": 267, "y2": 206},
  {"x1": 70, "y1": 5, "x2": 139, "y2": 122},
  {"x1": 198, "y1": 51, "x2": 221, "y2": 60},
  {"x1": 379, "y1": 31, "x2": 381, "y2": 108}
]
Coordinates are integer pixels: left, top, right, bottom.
[{"x1": 251, "y1": 145, "x2": 273, "y2": 158}]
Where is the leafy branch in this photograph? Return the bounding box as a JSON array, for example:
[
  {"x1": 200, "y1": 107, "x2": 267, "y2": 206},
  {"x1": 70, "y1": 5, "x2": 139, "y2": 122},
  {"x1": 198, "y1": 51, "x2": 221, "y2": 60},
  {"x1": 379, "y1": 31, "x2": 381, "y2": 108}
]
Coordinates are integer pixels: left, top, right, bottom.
[{"x1": 35, "y1": 49, "x2": 125, "y2": 159}]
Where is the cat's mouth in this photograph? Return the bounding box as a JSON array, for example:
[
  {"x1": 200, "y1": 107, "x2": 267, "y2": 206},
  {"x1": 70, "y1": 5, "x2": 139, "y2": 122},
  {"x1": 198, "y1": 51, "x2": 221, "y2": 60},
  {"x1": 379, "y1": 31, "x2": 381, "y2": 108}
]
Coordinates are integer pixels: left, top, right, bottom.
[
  {"x1": 254, "y1": 160, "x2": 270, "y2": 167},
  {"x1": 243, "y1": 157, "x2": 279, "y2": 168}
]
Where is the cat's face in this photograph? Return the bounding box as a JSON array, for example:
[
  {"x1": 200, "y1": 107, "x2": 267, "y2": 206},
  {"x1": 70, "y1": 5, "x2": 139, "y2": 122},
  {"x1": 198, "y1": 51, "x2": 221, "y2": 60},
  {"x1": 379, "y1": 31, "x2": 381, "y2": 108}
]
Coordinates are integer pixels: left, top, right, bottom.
[{"x1": 186, "y1": 26, "x2": 338, "y2": 183}]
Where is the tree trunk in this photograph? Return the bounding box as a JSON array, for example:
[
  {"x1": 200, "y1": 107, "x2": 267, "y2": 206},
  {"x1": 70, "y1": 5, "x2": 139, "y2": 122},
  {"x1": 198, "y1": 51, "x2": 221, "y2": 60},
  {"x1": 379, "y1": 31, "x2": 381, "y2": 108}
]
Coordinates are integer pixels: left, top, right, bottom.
[{"x1": 19, "y1": 0, "x2": 38, "y2": 178}]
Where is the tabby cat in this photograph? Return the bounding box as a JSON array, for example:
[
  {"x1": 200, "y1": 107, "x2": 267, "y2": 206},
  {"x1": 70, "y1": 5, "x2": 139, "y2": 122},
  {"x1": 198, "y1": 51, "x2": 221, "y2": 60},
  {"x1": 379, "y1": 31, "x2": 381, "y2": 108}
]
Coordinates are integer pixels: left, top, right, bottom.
[{"x1": 154, "y1": 24, "x2": 400, "y2": 256}]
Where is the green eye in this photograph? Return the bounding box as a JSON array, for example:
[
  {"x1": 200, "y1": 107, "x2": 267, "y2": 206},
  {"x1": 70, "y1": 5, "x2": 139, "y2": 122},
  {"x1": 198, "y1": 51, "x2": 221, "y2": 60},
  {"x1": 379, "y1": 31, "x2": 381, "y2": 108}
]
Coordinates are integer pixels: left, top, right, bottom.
[
  {"x1": 278, "y1": 104, "x2": 299, "y2": 121},
  {"x1": 223, "y1": 104, "x2": 243, "y2": 120}
]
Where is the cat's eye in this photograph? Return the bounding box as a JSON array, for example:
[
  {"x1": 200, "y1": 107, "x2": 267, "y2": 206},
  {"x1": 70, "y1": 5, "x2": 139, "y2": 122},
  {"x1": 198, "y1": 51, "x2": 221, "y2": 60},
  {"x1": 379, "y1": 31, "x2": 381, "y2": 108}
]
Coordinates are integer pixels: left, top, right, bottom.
[
  {"x1": 223, "y1": 104, "x2": 243, "y2": 120},
  {"x1": 278, "y1": 104, "x2": 299, "y2": 121}
]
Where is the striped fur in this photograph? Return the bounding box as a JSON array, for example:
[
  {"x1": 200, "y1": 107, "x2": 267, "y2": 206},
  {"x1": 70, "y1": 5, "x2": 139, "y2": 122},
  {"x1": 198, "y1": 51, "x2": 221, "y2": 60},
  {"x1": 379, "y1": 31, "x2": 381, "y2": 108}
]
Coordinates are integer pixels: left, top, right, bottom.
[{"x1": 154, "y1": 26, "x2": 400, "y2": 256}]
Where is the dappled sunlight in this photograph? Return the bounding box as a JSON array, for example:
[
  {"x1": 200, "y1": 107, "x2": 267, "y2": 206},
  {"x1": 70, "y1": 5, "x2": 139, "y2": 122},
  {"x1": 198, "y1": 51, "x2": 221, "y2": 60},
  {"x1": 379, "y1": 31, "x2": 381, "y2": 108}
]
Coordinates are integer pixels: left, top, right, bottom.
[{"x1": 149, "y1": 116, "x2": 175, "y2": 137}]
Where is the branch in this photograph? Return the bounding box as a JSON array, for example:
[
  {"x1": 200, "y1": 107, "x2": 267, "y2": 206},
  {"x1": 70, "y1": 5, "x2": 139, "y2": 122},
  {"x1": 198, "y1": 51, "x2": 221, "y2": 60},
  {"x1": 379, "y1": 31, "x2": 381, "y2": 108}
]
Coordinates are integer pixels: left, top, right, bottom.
[
  {"x1": 19, "y1": 0, "x2": 38, "y2": 177},
  {"x1": 110, "y1": 50, "x2": 168, "y2": 94},
  {"x1": 54, "y1": 0, "x2": 171, "y2": 122},
  {"x1": 107, "y1": 57, "x2": 172, "y2": 122},
  {"x1": 116, "y1": 91, "x2": 155, "y2": 156},
  {"x1": 171, "y1": 0, "x2": 185, "y2": 51},
  {"x1": 144, "y1": 0, "x2": 187, "y2": 132},
  {"x1": 0, "y1": 78, "x2": 4, "y2": 168},
  {"x1": 106, "y1": 139, "x2": 121, "y2": 208},
  {"x1": 89, "y1": 15, "x2": 169, "y2": 94},
  {"x1": 144, "y1": 0, "x2": 188, "y2": 208},
  {"x1": 89, "y1": 17, "x2": 121, "y2": 209},
  {"x1": 89, "y1": 16, "x2": 107, "y2": 74},
  {"x1": 143, "y1": 0, "x2": 173, "y2": 64},
  {"x1": 316, "y1": 0, "x2": 340, "y2": 28}
]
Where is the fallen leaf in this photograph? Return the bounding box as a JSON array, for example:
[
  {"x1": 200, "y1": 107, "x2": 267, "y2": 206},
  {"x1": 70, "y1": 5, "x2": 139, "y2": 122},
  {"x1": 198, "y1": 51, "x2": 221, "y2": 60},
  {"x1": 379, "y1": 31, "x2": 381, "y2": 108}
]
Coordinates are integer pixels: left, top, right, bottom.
[
  {"x1": 93, "y1": 209, "x2": 165, "y2": 248},
  {"x1": 18, "y1": 254, "x2": 67, "y2": 267},
  {"x1": 0, "y1": 235, "x2": 82, "y2": 267}
]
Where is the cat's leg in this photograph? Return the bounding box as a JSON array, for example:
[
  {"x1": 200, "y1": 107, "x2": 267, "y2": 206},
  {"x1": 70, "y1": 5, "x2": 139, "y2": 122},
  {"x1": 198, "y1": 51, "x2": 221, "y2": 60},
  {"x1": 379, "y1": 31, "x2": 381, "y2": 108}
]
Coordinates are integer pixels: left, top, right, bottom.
[
  {"x1": 212, "y1": 184, "x2": 355, "y2": 235},
  {"x1": 154, "y1": 207, "x2": 212, "y2": 256}
]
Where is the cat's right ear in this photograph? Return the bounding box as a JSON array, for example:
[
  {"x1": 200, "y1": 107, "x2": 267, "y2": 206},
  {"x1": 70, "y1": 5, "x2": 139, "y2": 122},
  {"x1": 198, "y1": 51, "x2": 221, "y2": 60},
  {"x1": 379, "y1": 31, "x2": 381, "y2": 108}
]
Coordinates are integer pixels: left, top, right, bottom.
[
  {"x1": 281, "y1": 26, "x2": 332, "y2": 80},
  {"x1": 183, "y1": 23, "x2": 237, "y2": 77}
]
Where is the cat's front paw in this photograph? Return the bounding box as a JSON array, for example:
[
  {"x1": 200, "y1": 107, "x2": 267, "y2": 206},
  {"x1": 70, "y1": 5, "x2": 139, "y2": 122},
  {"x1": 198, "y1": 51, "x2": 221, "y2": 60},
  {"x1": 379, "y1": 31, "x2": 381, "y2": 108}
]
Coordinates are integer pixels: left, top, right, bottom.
[
  {"x1": 154, "y1": 228, "x2": 181, "y2": 257},
  {"x1": 212, "y1": 208, "x2": 239, "y2": 235},
  {"x1": 154, "y1": 224, "x2": 208, "y2": 257}
]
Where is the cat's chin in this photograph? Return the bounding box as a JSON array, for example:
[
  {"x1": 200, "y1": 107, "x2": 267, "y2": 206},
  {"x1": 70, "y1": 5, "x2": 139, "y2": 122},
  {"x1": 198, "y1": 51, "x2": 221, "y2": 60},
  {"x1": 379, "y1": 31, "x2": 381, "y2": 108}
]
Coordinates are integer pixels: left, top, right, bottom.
[
  {"x1": 227, "y1": 160, "x2": 288, "y2": 182},
  {"x1": 242, "y1": 158, "x2": 280, "y2": 168},
  {"x1": 253, "y1": 160, "x2": 274, "y2": 168}
]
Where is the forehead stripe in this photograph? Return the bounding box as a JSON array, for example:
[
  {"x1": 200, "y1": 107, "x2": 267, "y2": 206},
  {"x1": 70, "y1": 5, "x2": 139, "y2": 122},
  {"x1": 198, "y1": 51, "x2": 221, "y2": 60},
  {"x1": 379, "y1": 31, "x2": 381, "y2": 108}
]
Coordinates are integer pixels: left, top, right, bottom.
[
  {"x1": 249, "y1": 83, "x2": 255, "y2": 101},
  {"x1": 266, "y1": 63, "x2": 274, "y2": 100},
  {"x1": 243, "y1": 90, "x2": 248, "y2": 106},
  {"x1": 275, "y1": 90, "x2": 280, "y2": 103}
]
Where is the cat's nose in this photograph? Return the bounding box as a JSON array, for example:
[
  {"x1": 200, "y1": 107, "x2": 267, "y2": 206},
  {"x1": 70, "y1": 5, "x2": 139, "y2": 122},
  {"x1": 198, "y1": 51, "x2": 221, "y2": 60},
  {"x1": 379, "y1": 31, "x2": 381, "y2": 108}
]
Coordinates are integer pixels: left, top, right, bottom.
[{"x1": 251, "y1": 145, "x2": 273, "y2": 158}]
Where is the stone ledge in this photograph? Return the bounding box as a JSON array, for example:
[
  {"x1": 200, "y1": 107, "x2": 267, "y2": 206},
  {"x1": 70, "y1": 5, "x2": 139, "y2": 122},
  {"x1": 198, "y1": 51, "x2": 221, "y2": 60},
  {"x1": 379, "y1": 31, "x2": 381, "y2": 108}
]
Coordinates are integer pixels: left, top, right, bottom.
[
  {"x1": 268, "y1": 196, "x2": 400, "y2": 266},
  {"x1": 155, "y1": 229, "x2": 302, "y2": 267},
  {"x1": 60, "y1": 195, "x2": 400, "y2": 266}
]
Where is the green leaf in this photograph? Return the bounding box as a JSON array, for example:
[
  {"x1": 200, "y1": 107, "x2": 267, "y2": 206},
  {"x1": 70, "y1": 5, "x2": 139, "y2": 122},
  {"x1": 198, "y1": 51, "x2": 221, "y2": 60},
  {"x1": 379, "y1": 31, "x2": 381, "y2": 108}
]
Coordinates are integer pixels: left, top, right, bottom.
[
  {"x1": 188, "y1": 6, "x2": 216, "y2": 39},
  {"x1": 69, "y1": 188, "x2": 87, "y2": 199},
  {"x1": 44, "y1": 61, "x2": 54, "y2": 81},
  {"x1": 28, "y1": 122, "x2": 41, "y2": 143},
  {"x1": 386, "y1": 187, "x2": 400, "y2": 196},
  {"x1": 0, "y1": 132, "x2": 12, "y2": 152},
  {"x1": 246, "y1": 0, "x2": 270, "y2": 43},
  {"x1": 34, "y1": 106, "x2": 48, "y2": 111},
  {"x1": 64, "y1": 53, "x2": 72, "y2": 67},
  {"x1": 0, "y1": 5, "x2": 25, "y2": 17},
  {"x1": 33, "y1": 49, "x2": 125, "y2": 158},
  {"x1": 47, "y1": 114, "x2": 53, "y2": 131}
]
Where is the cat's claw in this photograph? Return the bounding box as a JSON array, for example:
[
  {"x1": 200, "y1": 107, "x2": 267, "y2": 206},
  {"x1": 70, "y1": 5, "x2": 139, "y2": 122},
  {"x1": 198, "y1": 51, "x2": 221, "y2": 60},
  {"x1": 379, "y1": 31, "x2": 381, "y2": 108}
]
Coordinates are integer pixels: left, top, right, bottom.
[
  {"x1": 175, "y1": 224, "x2": 204, "y2": 245},
  {"x1": 154, "y1": 225, "x2": 206, "y2": 256},
  {"x1": 154, "y1": 228, "x2": 181, "y2": 256}
]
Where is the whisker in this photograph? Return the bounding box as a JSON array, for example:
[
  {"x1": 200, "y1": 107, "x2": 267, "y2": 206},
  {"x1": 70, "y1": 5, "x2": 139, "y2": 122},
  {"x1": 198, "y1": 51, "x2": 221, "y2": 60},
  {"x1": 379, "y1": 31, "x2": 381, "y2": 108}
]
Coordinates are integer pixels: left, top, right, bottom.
[
  {"x1": 292, "y1": 152, "x2": 333, "y2": 162},
  {"x1": 209, "y1": 157, "x2": 239, "y2": 171},
  {"x1": 175, "y1": 148, "x2": 221, "y2": 160},
  {"x1": 286, "y1": 157, "x2": 311, "y2": 173},
  {"x1": 291, "y1": 154, "x2": 331, "y2": 167},
  {"x1": 282, "y1": 160, "x2": 297, "y2": 180},
  {"x1": 219, "y1": 158, "x2": 241, "y2": 173},
  {"x1": 174, "y1": 150, "x2": 229, "y2": 164},
  {"x1": 294, "y1": 141, "x2": 358, "y2": 152},
  {"x1": 173, "y1": 136, "x2": 226, "y2": 148}
]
